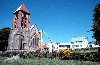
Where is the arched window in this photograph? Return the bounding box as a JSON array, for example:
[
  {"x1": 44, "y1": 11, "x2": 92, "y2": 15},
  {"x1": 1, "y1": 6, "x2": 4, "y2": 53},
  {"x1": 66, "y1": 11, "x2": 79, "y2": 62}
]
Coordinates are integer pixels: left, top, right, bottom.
[
  {"x1": 24, "y1": 21, "x2": 26, "y2": 28},
  {"x1": 15, "y1": 22, "x2": 17, "y2": 28},
  {"x1": 21, "y1": 22, "x2": 23, "y2": 27}
]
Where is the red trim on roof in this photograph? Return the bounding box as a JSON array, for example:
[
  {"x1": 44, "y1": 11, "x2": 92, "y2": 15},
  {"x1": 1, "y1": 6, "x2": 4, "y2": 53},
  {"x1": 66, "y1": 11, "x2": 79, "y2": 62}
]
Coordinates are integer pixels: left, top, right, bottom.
[{"x1": 43, "y1": 45, "x2": 49, "y2": 48}]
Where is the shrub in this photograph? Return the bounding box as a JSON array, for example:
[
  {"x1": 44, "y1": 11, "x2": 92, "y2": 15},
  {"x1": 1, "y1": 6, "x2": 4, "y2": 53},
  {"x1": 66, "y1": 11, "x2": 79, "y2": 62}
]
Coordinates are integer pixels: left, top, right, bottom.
[{"x1": 0, "y1": 51, "x2": 18, "y2": 57}]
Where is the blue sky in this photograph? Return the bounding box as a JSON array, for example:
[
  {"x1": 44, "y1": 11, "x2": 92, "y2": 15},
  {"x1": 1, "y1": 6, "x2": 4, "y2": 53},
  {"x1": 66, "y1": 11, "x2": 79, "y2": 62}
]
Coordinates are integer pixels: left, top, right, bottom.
[{"x1": 0, "y1": 0, "x2": 100, "y2": 43}]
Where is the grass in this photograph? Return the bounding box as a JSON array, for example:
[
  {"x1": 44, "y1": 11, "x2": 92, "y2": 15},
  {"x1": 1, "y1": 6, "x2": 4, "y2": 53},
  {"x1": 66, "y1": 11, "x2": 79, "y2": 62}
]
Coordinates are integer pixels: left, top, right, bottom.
[{"x1": 0, "y1": 58, "x2": 100, "y2": 65}]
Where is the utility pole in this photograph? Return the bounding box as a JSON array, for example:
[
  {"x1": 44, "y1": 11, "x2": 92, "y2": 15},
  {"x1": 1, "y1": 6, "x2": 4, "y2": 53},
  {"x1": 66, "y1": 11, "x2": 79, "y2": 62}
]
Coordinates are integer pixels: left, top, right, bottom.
[{"x1": 42, "y1": 30, "x2": 54, "y2": 53}]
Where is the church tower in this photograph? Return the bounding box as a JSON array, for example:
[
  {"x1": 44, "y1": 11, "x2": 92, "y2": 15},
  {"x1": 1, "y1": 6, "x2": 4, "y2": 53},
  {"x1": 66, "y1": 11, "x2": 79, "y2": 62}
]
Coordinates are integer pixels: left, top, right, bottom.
[
  {"x1": 8, "y1": 4, "x2": 31, "y2": 51},
  {"x1": 13, "y1": 4, "x2": 30, "y2": 30}
]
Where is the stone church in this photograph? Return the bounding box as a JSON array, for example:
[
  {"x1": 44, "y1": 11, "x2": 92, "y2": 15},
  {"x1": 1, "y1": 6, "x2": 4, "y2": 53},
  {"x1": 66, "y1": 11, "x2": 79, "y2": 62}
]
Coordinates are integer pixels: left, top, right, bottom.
[{"x1": 8, "y1": 4, "x2": 43, "y2": 51}]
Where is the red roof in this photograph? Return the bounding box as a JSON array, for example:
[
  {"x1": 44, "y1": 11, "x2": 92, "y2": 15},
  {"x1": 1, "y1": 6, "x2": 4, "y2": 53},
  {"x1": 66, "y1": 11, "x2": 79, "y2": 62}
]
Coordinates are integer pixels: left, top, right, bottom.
[
  {"x1": 43, "y1": 45, "x2": 49, "y2": 48},
  {"x1": 14, "y1": 4, "x2": 30, "y2": 14}
]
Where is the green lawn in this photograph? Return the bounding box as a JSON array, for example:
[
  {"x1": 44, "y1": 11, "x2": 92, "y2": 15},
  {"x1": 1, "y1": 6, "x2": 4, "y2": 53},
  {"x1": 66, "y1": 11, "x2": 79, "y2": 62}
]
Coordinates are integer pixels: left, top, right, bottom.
[{"x1": 0, "y1": 58, "x2": 100, "y2": 65}]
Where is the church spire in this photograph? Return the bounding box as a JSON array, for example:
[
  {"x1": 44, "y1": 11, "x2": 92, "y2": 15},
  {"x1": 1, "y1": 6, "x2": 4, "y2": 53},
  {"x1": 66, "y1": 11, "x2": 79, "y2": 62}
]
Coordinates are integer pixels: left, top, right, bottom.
[{"x1": 13, "y1": 4, "x2": 30, "y2": 30}]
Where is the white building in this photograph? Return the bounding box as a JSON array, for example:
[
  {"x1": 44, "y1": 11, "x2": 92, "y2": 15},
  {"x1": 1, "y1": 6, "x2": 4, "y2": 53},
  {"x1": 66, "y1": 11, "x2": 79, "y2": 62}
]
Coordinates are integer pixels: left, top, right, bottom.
[
  {"x1": 45, "y1": 36, "x2": 91, "y2": 52},
  {"x1": 70, "y1": 36, "x2": 89, "y2": 50},
  {"x1": 45, "y1": 43, "x2": 56, "y2": 52},
  {"x1": 89, "y1": 42, "x2": 100, "y2": 48}
]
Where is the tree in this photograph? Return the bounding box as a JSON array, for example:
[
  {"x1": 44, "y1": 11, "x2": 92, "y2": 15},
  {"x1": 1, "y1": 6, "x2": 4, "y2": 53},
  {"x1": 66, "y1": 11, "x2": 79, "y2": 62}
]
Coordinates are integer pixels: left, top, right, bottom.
[
  {"x1": 0, "y1": 27, "x2": 11, "y2": 51},
  {"x1": 92, "y1": 4, "x2": 100, "y2": 45}
]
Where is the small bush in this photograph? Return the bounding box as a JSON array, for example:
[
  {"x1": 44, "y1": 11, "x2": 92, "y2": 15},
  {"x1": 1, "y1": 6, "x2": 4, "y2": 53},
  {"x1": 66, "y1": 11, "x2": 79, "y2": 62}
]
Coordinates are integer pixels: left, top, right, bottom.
[{"x1": 0, "y1": 51, "x2": 18, "y2": 57}]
